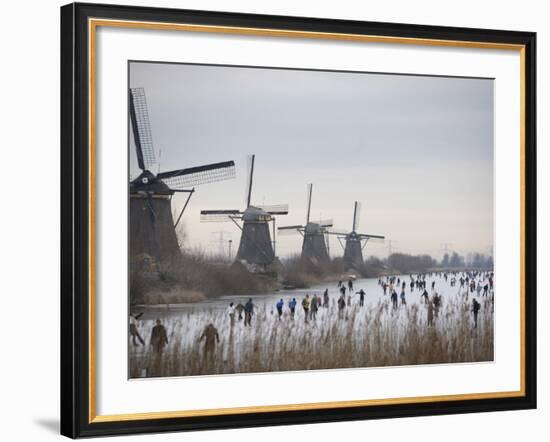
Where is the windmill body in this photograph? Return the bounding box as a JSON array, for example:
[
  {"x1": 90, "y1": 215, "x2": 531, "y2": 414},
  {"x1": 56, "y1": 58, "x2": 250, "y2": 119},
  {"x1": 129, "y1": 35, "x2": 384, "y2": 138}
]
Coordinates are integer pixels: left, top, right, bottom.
[
  {"x1": 326, "y1": 201, "x2": 385, "y2": 270},
  {"x1": 278, "y1": 184, "x2": 332, "y2": 265},
  {"x1": 128, "y1": 87, "x2": 236, "y2": 264},
  {"x1": 130, "y1": 171, "x2": 180, "y2": 261},
  {"x1": 343, "y1": 232, "x2": 364, "y2": 267},
  {"x1": 201, "y1": 155, "x2": 288, "y2": 271},
  {"x1": 302, "y1": 222, "x2": 330, "y2": 263},
  {"x1": 236, "y1": 206, "x2": 276, "y2": 266}
]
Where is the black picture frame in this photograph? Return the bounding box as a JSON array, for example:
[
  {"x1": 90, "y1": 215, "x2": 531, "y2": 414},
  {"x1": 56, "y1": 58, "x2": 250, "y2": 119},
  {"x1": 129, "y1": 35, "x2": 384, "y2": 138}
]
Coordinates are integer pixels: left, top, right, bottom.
[{"x1": 60, "y1": 2, "x2": 537, "y2": 438}]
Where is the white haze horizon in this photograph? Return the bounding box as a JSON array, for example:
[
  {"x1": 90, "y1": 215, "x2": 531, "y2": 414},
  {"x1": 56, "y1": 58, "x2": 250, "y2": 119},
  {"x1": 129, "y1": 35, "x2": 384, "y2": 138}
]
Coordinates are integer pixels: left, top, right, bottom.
[{"x1": 129, "y1": 61, "x2": 494, "y2": 261}]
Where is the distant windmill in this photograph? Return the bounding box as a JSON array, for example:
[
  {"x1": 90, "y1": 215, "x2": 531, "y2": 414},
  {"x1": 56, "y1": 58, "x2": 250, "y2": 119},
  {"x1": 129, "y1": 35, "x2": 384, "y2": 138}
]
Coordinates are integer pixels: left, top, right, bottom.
[
  {"x1": 129, "y1": 87, "x2": 236, "y2": 263},
  {"x1": 278, "y1": 183, "x2": 333, "y2": 264},
  {"x1": 328, "y1": 201, "x2": 384, "y2": 268},
  {"x1": 200, "y1": 155, "x2": 288, "y2": 270}
]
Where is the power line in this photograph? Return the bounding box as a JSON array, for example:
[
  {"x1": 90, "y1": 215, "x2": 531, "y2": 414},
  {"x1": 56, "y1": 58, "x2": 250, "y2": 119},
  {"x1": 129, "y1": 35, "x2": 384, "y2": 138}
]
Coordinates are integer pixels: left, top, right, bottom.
[
  {"x1": 386, "y1": 239, "x2": 398, "y2": 256},
  {"x1": 212, "y1": 230, "x2": 232, "y2": 258}
]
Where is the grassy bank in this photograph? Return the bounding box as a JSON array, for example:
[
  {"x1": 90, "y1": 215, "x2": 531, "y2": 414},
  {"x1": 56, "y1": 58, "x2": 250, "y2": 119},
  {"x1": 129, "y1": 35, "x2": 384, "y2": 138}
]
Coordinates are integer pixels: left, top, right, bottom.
[{"x1": 130, "y1": 251, "x2": 277, "y2": 306}]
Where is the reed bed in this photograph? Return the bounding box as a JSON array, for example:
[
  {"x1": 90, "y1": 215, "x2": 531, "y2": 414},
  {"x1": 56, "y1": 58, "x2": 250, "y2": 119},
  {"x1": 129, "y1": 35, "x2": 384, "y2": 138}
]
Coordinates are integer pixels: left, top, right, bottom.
[{"x1": 129, "y1": 289, "x2": 493, "y2": 378}]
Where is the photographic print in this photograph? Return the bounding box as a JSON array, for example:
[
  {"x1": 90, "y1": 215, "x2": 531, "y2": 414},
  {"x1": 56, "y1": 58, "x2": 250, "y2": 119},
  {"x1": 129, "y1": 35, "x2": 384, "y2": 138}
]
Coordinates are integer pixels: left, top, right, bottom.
[
  {"x1": 61, "y1": 5, "x2": 536, "y2": 436},
  {"x1": 128, "y1": 61, "x2": 495, "y2": 379}
]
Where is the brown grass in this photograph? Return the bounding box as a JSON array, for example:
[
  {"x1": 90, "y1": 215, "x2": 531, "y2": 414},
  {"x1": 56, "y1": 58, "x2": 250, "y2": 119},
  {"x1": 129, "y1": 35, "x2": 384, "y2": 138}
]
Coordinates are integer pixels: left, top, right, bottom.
[
  {"x1": 140, "y1": 288, "x2": 206, "y2": 305},
  {"x1": 130, "y1": 250, "x2": 277, "y2": 306},
  {"x1": 281, "y1": 255, "x2": 346, "y2": 288},
  {"x1": 129, "y1": 294, "x2": 494, "y2": 378}
]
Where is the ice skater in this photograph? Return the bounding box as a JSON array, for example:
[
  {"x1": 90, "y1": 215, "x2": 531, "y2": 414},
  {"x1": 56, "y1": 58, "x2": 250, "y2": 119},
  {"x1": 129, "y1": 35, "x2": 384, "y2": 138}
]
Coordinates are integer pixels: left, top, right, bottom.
[
  {"x1": 472, "y1": 298, "x2": 481, "y2": 329},
  {"x1": 356, "y1": 289, "x2": 366, "y2": 307},
  {"x1": 337, "y1": 294, "x2": 346, "y2": 320},
  {"x1": 302, "y1": 295, "x2": 311, "y2": 323},
  {"x1": 323, "y1": 289, "x2": 329, "y2": 308},
  {"x1": 244, "y1": 298, "x2": 254, "y2": 326},
  {"x1": 289, "y1": 297, "x2": 297, "y2": 319},
  {"x1": 391, "y1": 290, "x2": 398, "y2": 310},
  {"x1": 276, "y1": 298, "x2": 284, "y2": 321},
  {"x1": 227, "y1": 302, "x2": 236, "y2": 327},
  {"x1": 129, "y1": 314, "x2": 145, "y2": 346}
]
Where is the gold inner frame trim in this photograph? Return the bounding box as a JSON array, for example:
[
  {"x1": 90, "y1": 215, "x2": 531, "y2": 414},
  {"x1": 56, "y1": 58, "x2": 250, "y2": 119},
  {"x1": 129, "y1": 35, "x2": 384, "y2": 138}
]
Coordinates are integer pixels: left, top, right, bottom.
[{"x1": 88, "y1": 17, "x2": 527, "y2": 424}]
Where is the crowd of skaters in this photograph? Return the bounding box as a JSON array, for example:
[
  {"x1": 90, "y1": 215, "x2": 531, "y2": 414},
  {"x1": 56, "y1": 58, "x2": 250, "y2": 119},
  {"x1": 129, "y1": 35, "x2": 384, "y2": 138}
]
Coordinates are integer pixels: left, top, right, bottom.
[{"x1": 129, "y1": 270, "x2": 494, "y2": 363}]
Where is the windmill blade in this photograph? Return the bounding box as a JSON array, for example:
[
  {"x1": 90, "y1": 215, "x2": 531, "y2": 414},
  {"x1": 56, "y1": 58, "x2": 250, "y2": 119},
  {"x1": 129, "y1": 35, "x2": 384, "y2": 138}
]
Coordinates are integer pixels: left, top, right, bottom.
[
  {"x1": 352, "y1": 201, "x2": 362, "y2": 231},
  {"x1": 257, "y1": 204, "x2": 289, "y2": 215},
  {"x1": 277, "y1": 225, "x2": 303, "y2": 236},
  {"x1": 244, "y1": 154, "x2": 255, "y2": 206},
  {"x1": 306, "y1": 183, "x2": 313, "y2": 224},
  {"x1": 129, "y1": 88, "x2": 156, "y2": 171},
  {"x1": 358, "y1": 233, "x2": 385, "y2": 241},
  {"x1": 201, "y1": 210, "x2": 241, "y2": 215},
  {"x1": 318, "y1": 219, "x2": 334, "y2": 228},
  {"x1": 325, "y1": 229, "x2": 350, "y2": 236},
  {"x1": 158, "y1": 161, "x2": 236, "y2": 190},
  {"x1": 200, "y1": 209, "x2": 242, "y2": 223},
  {"x1": 278, "y1": 224, "x2": 304, "y2": 230}
]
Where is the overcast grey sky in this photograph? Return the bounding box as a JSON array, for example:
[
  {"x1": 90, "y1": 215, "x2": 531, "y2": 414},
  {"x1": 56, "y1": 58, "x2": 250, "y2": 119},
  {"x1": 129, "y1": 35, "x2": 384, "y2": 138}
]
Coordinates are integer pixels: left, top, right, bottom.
[{"x1": 129, "y1": 61, "x2": 494, "y2": 259}]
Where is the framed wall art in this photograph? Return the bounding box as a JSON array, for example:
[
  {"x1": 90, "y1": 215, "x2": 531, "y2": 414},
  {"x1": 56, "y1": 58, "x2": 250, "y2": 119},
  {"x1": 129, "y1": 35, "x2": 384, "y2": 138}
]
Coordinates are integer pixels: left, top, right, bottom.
[{"x1": 60, "y1": 2, "x2": 537, "y2": 438}]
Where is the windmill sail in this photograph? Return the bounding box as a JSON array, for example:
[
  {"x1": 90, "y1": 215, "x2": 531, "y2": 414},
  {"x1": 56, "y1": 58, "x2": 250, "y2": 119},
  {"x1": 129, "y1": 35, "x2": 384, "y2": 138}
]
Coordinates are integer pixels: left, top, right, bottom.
[
  {"x1": 278, "y1": 224, "x2": 304, "y2": 231},
  {"x1": 242, "y1": 154, "x2": 255, "y2": 207},
  {"x1": 128, "y1": 86, "x2": 236, "y2": 264},
  {"x1": 359, "y1": 233, "x2": 385, "y2": 240},
  {"x1": 306, "y1": 183, "x2": 313, "y2": 224},
  {"x1": 318, "y1": 219, "x2": 334, "y2": 228},
  {"x1": 129, "y1": 87, "x2": 156, "y2": 171},
  {"x1": 200, "y1": 209, "x2": 242, "y2": 222},
  {"x1": 352, "y1": 201, "x2": 361, "y2": 232},
  {"x1": 158, "y1": 161, "x2": 236, "y2": 189},
  {"x1": 325, "y1": 229, "x2": 350, "y2": 236},
  {"x1": 256, "y1": 204, "x2": 289, "y2": 214}
]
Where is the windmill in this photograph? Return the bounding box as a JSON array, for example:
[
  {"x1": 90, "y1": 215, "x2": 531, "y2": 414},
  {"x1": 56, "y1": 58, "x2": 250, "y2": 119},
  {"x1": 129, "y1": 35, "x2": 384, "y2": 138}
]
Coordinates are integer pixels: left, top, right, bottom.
[
  {"x1": 129, "y1": 87, "x2": 236, "y2": 263},
  {"x1": 200, "y1": 155, "x2": 288, "y2": 270},
  {"x1": 277, "y1": 184, "x2": 333, "y2": 264},
  {"x1": 327, "y1": 201, "x2": 384, "y2": 269}
]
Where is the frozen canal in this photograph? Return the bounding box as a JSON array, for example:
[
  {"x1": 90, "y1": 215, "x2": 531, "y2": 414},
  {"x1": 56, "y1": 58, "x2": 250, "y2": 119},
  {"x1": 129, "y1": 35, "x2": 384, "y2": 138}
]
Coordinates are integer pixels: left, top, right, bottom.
[{"x1": 131, "y1": 272, "x2": 491, "y2": 318}]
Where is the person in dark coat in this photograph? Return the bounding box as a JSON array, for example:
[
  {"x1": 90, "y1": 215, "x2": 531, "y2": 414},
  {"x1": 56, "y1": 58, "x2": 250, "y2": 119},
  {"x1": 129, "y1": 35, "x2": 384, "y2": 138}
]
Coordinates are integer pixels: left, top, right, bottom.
[
  {"x1": 199, "y1": 323, "x2": 220, "y2": 366},
  {"x1": 400, "y1": 289, "x2": 406, "y2": 306},
  {"x1": 391, "y1": 290, "x2": 398, "y2": 309},
  {"x1": 235, "y1": 303, "x2": 245, "y2": 321},
  {"x1": 150, "y1": 319, "x2": 168, "y2": 353},
  {"x1": 472, "y1": 298, "x2": 481, "y2": 328},
  {"x1": 337, "y1": 294, "x2": 346, "y2": 319},
  {"x1": 288, "y1": 297, "x2": 297, "y2": 319},
  {"x1": 244, "y1": 298, "x2": 254, "y2": 326},
  {"x1": 421, "y1": 289, "x2": 429, "y2": 304},
  {"x1": 355, "y1": 289, "x2": 366, "y2": 307},
  {"x1": 276, "y1": 299, "x2": 284, "y2": 320},
  {"x1": 323, "y1": 289, "x2": 329, "y2": 308}
]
